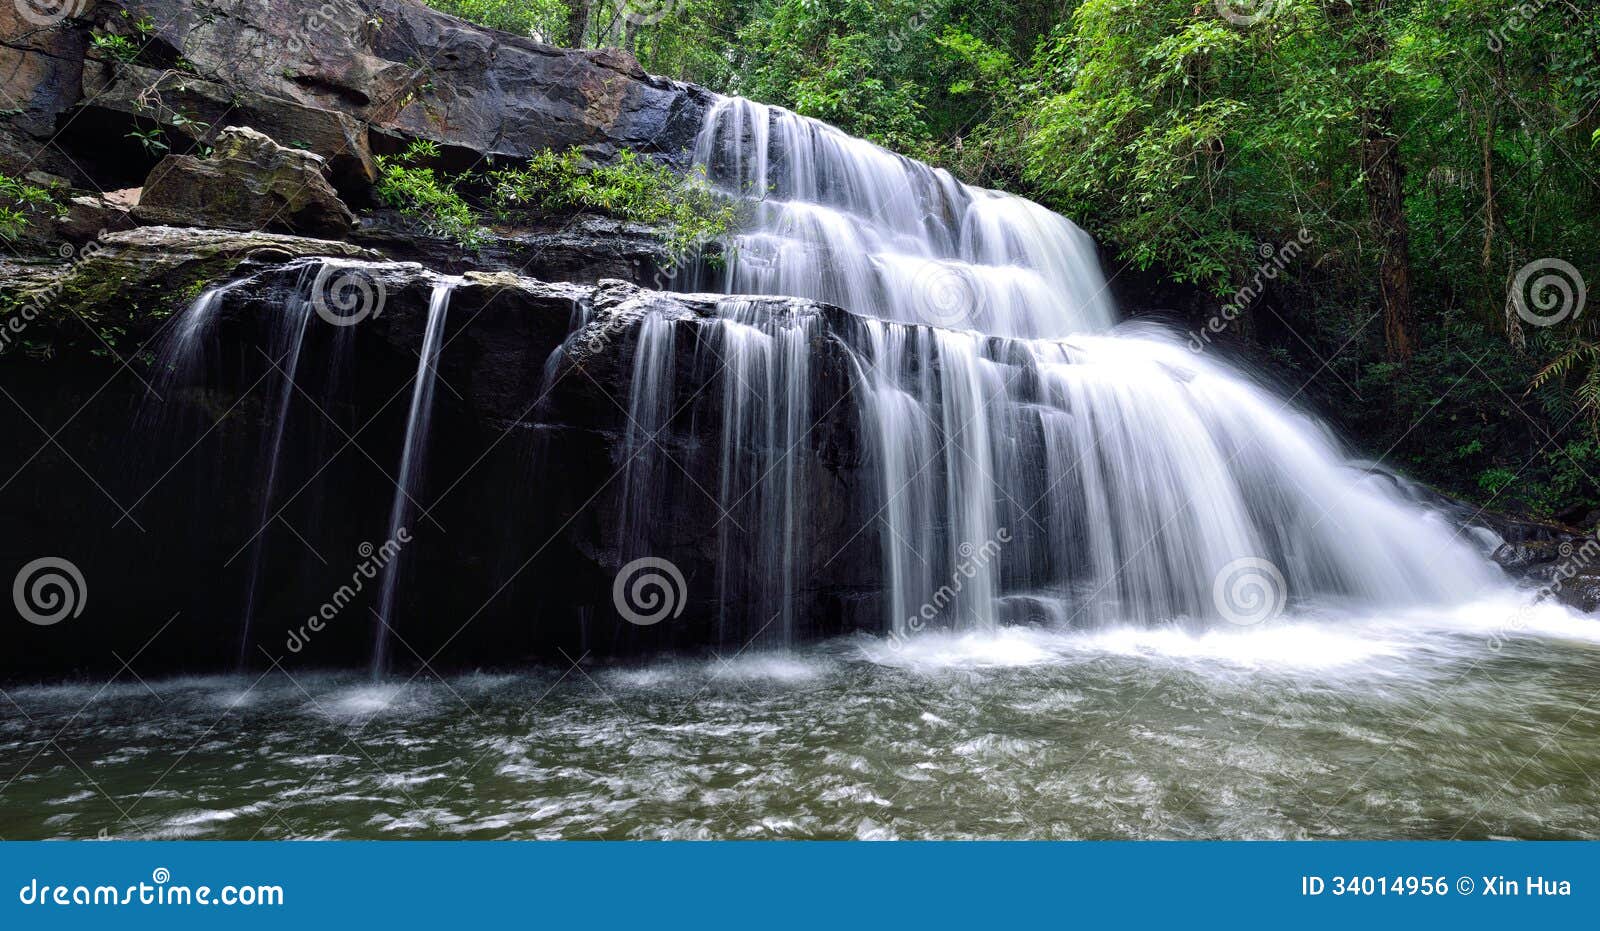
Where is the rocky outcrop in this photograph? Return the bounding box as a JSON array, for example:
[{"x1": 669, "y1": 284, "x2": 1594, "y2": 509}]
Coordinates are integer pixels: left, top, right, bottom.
[
  {"x1": 352, "y1": 213, "x2": 680, "y2": 285},
  {"x1": 1, "y1": 226, "x2": 377, "y2": 333},
  {"x1": 0, "y1": 3, "x2": 88, "y2": 183},
  {"x1": 134, "y1": 127, "x2": 357, "y2": 236},
  {"x1": 72, "y1": 61, "x2": 380, "y2": 194},
  {"x1": 4, "y1": 0, "x2": 714, "y2": 195},
  {"x1": 1485, "y1": 514, "x2": 1600, "y2": 614}
]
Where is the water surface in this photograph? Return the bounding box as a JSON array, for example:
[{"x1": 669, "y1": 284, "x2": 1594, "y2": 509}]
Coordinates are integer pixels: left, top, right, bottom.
[{"x1": 3, "y1": 597, "x2": 1598, "y2": 840}]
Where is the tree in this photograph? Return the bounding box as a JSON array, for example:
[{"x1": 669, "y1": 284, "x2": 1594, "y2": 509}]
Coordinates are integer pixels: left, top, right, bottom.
[{"x1": 1357, "y1": 0, "x2": 1416, "y2": 363}]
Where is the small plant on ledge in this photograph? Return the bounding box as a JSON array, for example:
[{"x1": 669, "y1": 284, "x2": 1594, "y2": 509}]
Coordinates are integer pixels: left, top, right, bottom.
[
  {"x1": 488, "y1": 148, "x2": 740, "y2": 263},
  {"x1": 374, "y1": 140, "x2": 489, "y2": 250},
  {"x1": 0, "y1": 173, "x2": 66, "y2": 242}
]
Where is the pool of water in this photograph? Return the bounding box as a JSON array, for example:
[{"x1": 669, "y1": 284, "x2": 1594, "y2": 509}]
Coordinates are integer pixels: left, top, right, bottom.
[{"x1": 3, "y1": 595, "x2": 1599, "y2": 840}]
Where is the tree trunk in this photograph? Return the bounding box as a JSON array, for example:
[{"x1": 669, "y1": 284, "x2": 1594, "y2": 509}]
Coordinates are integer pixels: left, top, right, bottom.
[
  {"x1": 1359, "y1": 0, "x2": 1415, "y2": 363},
  {"x1": 1363, "y1": 112, "x2": 1415, "y2": 363},
  {"x1": 566, "y1": 0, "x2": 590, "y2": 48},
  {"x1": 1481, "y1": 115, "x2": 1496, "y2": 272}
]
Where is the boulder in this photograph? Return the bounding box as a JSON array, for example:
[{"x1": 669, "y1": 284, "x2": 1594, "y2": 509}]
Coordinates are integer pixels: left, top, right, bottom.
[
  {"x1": 1555, "y1": 575, "x2": 1600, "y2": 614},
  {"x1": 53, "y1": 193, "x2": 138, "y2": 242},
  {"x1": 133, "y1": 127, "x2": 357, "y2": 237}
]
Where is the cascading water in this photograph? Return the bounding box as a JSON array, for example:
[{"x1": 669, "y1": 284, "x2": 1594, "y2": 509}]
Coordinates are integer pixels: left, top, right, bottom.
[
  {"x1": 237, "y1": 269, "x2": 316, "y2": 663},
  {"x1": 371, "y1": 278, "x2": 457, "y2": 675},
  {"x1": 708, "y1": 299, "x2": 817, "y2": 646},
  {"x1": 678, "y1": 95, "x2": 1500, "y2": 635},
  {"x1": 133, "y1": 285, "x2": 231, "y2": 470},
  {"x1": 612, "y1": 295, "x2": 820, "y2": 647}
]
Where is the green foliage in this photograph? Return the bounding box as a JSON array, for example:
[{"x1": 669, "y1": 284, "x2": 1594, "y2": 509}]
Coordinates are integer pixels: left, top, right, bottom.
[
  {"x1": 375, "y1": 141, "x2": 489, "y2": 249},
  {"x1": 1476, "y1": 468, "x2": 1517, "y2": 497},
  {"x1": 489, "y1": 148, "x2": 740, "y2": 259},
  {"x1": 374, "y1": 140, "x2": 738, "y2": 258},
  {"x1": 90, "y1": 32, "x2": 142, "y2": 64},
  {"x1": 0, "y1": 173, "x2": 65, "y2": 242},
  {"x1": 126, "y1": 127, "x2": 169, "y2": 156},
  {"x1": 424, "y1": 0, "x2": 567, "y2": 40},
  {"x1": 1342, "y1": 319, "x2": 1600, "y2": 518}
]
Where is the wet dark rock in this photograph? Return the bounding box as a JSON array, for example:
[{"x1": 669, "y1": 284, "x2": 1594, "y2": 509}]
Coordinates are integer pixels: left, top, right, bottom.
[
  {"x1": 0, "y1": 255, "x2": 877, "y2": 676},
  {"x1": 1492, "y1": 540, "x2": 1567, "y2": 573},
  {"x1": 1485, "y1": 520, "x2": 1600, "y2": 615},
  {"x1": 351, "y1": 212, "x2": 680, "y2": 285},
  {"x1": 1554, "y1": 574, "x2": 1600, "y2": 614},
  {"x1": 1, "y1": 226, "x2": 377, "y2": 334}
]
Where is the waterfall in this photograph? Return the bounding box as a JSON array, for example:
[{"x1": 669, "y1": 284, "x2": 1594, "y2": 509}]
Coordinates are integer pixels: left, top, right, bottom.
[
  {"x1": 238, "y1": 269, "x2": 316, "y2": 664},
  {"x1": 692, "y1": 97, "x2": 1116, "y2": 339},
  {"x1": 613, "y1": 296, "x2": 820, "y2": 646},
  {"x1": 371, "y1": 279, "x2": 457, "y2": 676},
  {"x1": 709, "y1": 299, "x2": 817, "y2": 647},
  {"x1": 133, "y1": 285, "x2": 230, "y2": 473},
  {"x1": 126, "y1": 99, "x2": 1507, "y2": 665},
  {"x1": 681, "y1": 95, "x2": 1500, "y2": 635}
]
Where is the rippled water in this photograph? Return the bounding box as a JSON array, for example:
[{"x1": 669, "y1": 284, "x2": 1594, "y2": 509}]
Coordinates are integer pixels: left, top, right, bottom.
[{"x1": 4, "y1": 598, "x2": 1599, "y2": 840}]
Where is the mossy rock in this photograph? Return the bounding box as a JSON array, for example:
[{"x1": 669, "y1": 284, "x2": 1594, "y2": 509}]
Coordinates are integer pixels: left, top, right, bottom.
[{"x1": 0, "y1": 226, "x2": 380, "y2": 358}]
